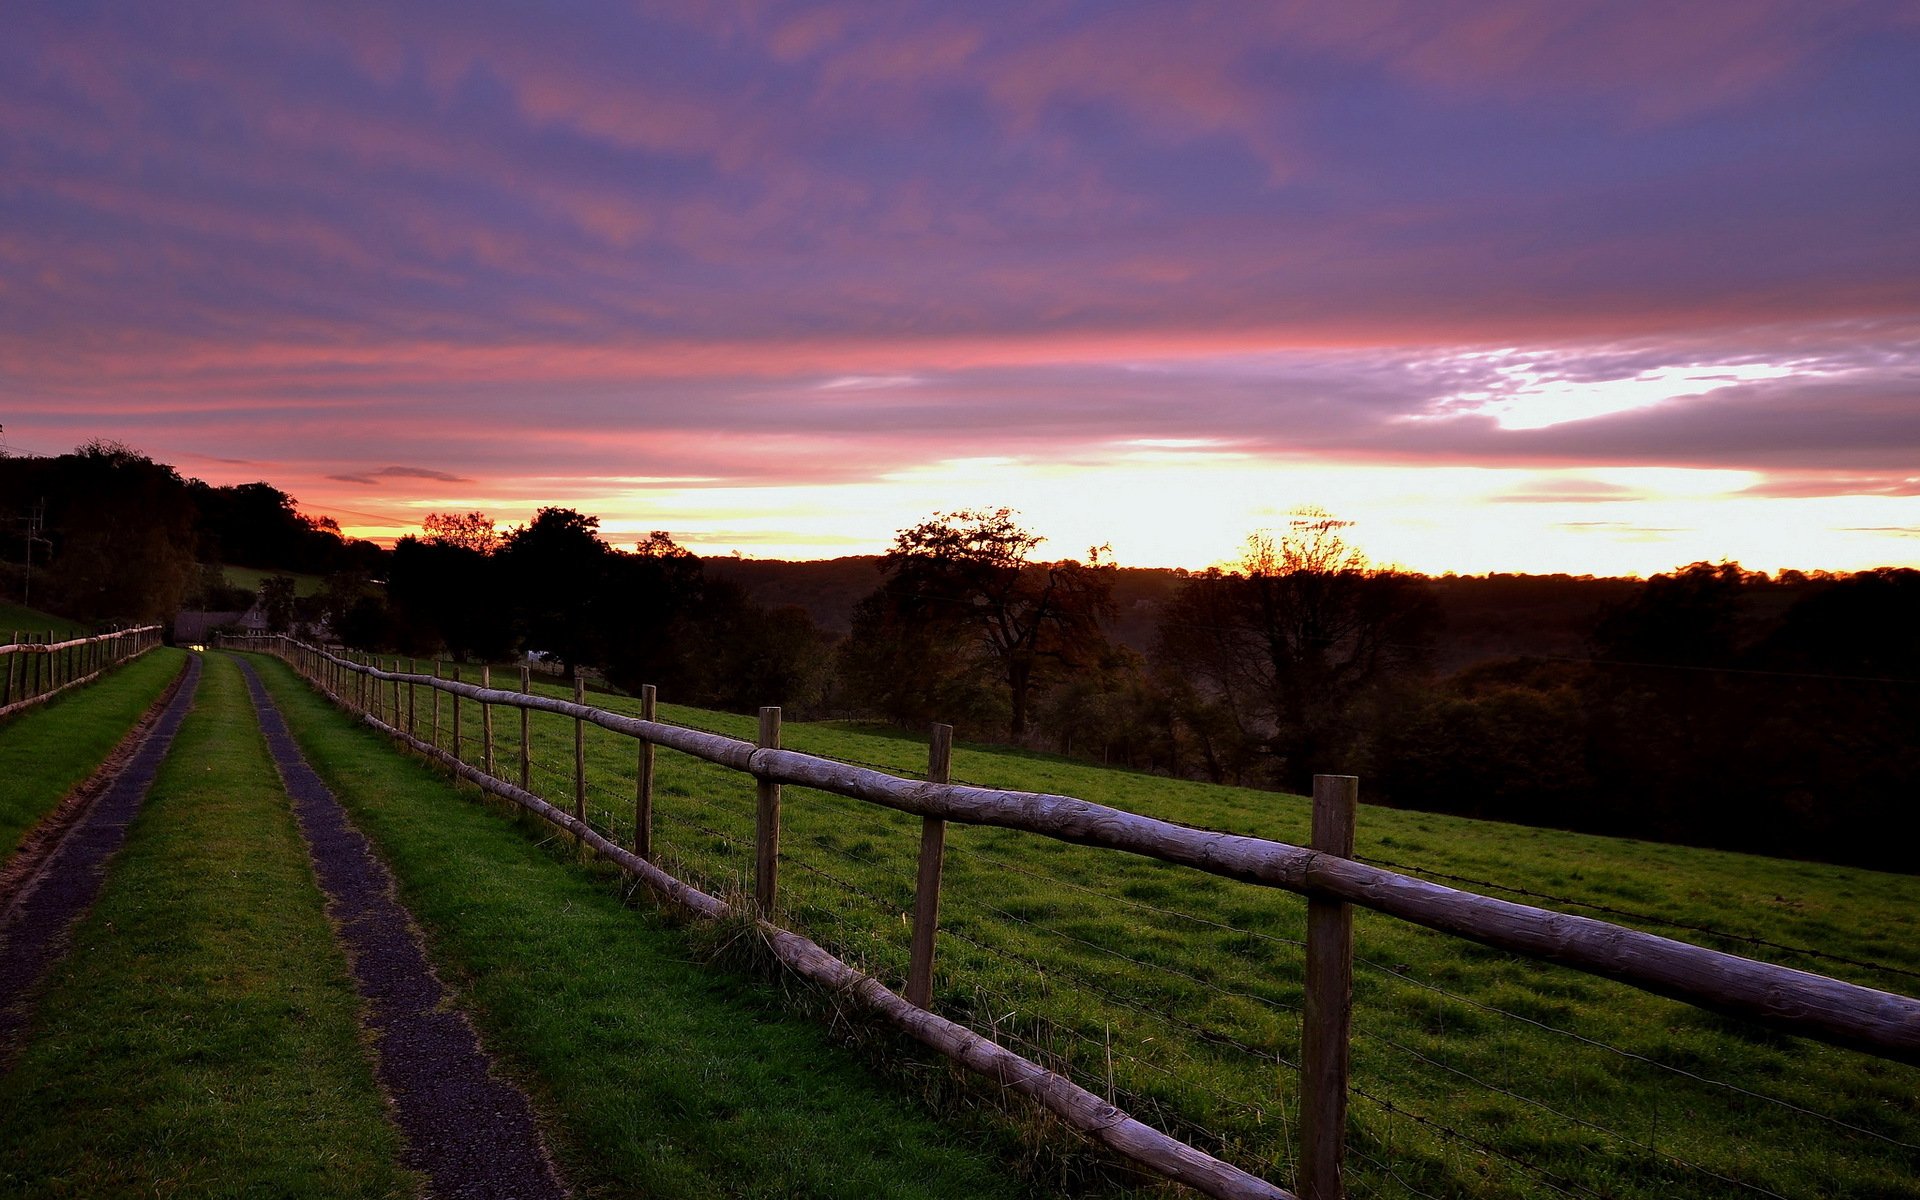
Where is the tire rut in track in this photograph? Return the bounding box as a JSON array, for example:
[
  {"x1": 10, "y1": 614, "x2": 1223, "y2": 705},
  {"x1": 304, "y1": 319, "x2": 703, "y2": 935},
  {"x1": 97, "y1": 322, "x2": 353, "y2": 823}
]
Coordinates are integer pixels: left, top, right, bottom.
[
  {"x1": 0, "y1": 654, "x2": 202, "y2": 1059},
  {"x1": 236, "y1": 658, "x2": 569, "y2": 1200}
]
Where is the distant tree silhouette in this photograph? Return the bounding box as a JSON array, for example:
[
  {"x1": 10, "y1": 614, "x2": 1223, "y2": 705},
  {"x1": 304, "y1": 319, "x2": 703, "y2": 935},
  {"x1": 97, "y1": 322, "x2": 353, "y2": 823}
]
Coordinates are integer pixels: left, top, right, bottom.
[
  {"x1": 260, "y1": 575, "x2": 298, "y2": 633},
  {"x1": 387, "y1": 536, "x2": 511, "y2": 660},
  {"x1": 1156, "y1": 510, "x2": 1436, "y2": 789},
  {"x1": 849, "y1": 509, "x2": 1114, "y2": 739},
  {"x1": 422, "y1": 511, "x2": 500, "y2": 554},
  {"x1": 37, "y1": 441, "x2": 199, "y2": 621},
  {"x1": 499, "y1": 507, "x2": 612, "y2": 676}
]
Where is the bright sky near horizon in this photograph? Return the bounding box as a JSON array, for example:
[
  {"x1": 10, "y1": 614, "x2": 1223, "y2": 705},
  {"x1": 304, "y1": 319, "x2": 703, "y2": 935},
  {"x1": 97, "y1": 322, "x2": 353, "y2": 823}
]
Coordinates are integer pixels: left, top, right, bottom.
[{"x1": 4, "y1": 2, "x2": 1918, "y2": 575}]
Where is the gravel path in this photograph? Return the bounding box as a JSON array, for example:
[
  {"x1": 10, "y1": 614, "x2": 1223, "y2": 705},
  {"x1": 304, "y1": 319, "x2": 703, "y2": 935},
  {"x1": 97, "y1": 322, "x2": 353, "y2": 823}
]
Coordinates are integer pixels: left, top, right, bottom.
[
  {"x1": 238, "y1": 658, "x2": 568, "y2": 1200},
  {"x1": 0, "y1": 654, "x2": 200, "y2": 1057}
]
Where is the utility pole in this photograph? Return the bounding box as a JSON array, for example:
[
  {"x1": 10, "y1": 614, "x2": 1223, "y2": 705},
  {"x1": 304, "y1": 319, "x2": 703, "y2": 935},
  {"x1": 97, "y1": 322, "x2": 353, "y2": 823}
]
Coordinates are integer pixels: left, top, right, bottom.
[
  {"x1": 6, "y1": 499, "x2": 51, "y2": 606},
  {"x1": 24, "y1": 500, "x2": 48, "y2": 606}
]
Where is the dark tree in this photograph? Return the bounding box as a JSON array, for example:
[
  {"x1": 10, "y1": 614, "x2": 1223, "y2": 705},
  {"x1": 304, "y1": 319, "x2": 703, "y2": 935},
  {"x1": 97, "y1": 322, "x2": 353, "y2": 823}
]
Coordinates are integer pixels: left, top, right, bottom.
[
  {"x1": 1155, "y1": 511, "x2": 1436, "y2": 789},
  {"x1": 422, "y1": 511, "x2": 500, "y2": 555},
  {"x1": 188, "y1": 479, "x2": 355, "y2": 574},
  {"x1": 600, "y1": 531, "x2": 707, "y2": 693},
  {"x1": 499, "y1": 508, "x2": 612, "y2": 676},
  {"x1": 386, "y1": 536, "x2": 511, "y2": 660},
  {"x1": 260, "y1": 575, "x2": 298, "y2": 633},
  {"x1": 852, "y1": 509, "x2": 1114, "y2": 740},
  {"x1": 1592, "y1": 560, "x2": 1752, "y2": 666},
  {"x1": 26, "y1": 441, "x2": 199, "y2": 621}
]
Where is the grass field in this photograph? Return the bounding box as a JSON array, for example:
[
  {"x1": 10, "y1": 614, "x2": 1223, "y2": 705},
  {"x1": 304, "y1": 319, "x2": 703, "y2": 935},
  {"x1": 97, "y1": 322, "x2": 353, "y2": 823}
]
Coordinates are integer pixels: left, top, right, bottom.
[
  {"x1": 216, "y1": 564, "x2": 325, "y2": 598},
  {"x1": 253, "y1": 653, "x2": 1060, "y2": 1200},
  {"x1": 0, "y1": 653, "x2": 418, "y2": 1199},
  {"x1": 0, "y1": 646, "x2": 185, "y2": 866},
  {"x1": 0, "y1": 602, "x2": 87, "y2": 640},
  {"x1": 321, "y1": 653, "x2": 1920, "y2": 1199}
]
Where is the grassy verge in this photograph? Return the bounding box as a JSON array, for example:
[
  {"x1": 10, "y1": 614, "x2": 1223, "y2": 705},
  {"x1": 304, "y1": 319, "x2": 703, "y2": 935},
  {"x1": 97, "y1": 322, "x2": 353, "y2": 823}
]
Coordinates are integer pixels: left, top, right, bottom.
[
  {"x1": 345, "y1": 661, "x2": 1920, "y2": 1198},
  {"x1": 0, "y1": 646, "x2": 185, "y2": 866},
  {"x1": 0, "y1": 603, "x2": 87, "y2": 640},
  {"x1": 254, "y1": 652, "x2": 1060, "y2": 1200},
  {"x1": 0, "y1": 653, "x2": 418, "y2": 1199}
]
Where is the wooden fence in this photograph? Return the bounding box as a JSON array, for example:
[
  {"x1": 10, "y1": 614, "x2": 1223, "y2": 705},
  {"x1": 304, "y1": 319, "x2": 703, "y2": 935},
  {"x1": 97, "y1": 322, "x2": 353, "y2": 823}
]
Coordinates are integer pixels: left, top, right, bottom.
[
  {"x1": 0, "y1": 624, "x2": 163, "y2": 720},
  {"x1": 224, "y1": 632, "x2": 1920, "y2": 1200}
]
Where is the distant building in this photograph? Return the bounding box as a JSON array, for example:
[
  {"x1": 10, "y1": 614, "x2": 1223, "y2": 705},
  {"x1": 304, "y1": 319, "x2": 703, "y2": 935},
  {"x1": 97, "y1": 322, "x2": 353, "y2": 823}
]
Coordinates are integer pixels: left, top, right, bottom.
[{"x1": 172, "y1": 604, "x2": 267, "y2": 645}]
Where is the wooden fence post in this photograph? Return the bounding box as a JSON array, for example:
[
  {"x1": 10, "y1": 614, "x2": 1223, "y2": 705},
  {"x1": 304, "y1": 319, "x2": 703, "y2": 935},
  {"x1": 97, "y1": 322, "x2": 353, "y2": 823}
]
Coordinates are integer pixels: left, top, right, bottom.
[
  {"x1": 755, "y1": 706, "x2": 782, "y2": 917},
  {"x1": 481, "y1": 665, "x2": 495, "y2": 778},
  {"x1": 518, "y1": 665, "x2": 532, "y2": 793},
  {"x1": 907, "y1": 722, "x2": 953, "y2": 1009},
  {"x1": 406, "y1": 658, "x2": 417, "y2": 736},
  {"x1": 451, "y1": 666, "x2": 463, "y2": 764},
  {"x1": 391, "y1": 659, "x2": 402, "y2": 730},
  {"x1": 572, "y1": 675, "x2": 587, "y2": 827},
  {"x1": 432, "y1": 660, "x2": 443, "y2": 751},
  {"x1": 518, "y1": 664, "x2": 533, "y2": 794},
  {"x1": 635, "y1": 684, "x2": 656, "y2": 860},
  {"x1": 1301, "y1": 773, "x2": 1359, "y2": 1200}
]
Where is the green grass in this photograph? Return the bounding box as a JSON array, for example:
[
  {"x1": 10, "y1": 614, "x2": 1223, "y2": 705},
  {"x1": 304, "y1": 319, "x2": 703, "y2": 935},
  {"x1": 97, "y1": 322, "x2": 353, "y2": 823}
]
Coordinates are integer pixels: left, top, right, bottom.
[
  {"x1": 0, "y1": 653, "x2": 418, "y2": 1199},
  {"x1": 0, "y1": 646, "x2": 186, "y2": 866},
  {"x1": 217, "y1": 564, "x2": 324, "y2": 598},
  {"x1": 253, "y1": 652, "x2": 1059, "y2": 1200},
  {"x1": 335, "y1": 662, "x2": 1920, "y2": 1199},
  {"x1": 0, "y1": 602, "x2": 87, "y2": 640}
]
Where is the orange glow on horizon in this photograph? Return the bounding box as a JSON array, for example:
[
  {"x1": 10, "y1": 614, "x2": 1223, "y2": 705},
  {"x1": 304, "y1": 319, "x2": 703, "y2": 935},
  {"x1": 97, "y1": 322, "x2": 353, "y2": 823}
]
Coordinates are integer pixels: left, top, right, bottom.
[{"x1": 296, "y1": 456, "x2": 1920, "y2": 579}]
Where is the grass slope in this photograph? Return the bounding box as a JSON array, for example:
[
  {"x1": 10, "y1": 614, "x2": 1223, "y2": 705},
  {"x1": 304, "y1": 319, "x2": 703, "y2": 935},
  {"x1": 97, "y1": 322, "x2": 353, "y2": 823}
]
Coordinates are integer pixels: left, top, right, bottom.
[
  {"x1": 216, "y1": 564, "x2": 325, "y2": 598},
  {"x1": 0, "y1": 653, "x2": 416, "y2": 1199},
  {"x1": 0, "y1": 602, "x2": 86, "y2": 640},
  {"x1": 346, "y1": 665, "x2": 1920, "y2": 1199},
  {"x1": 0, "y1": 646, "x2": 185, "y2": 866},
  {"x1": 255, "y1": 653, "x2": 1056, "y2": 1200}
]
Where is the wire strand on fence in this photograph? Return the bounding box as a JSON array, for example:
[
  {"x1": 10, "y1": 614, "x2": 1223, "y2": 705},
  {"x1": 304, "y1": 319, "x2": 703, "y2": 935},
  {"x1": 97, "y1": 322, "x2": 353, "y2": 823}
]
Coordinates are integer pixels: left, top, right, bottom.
[
  {"x1": 939, "y1": 921, "x2": 1300, "y2": 1075},
  {"x1": 1351, "y1": 955, "x2": 1920, "y2": 1154},
  {"x1": 952, "y1": 844, "x2": 1308, "y2": 950},
  {"x1": 1348, "y1": 1086, "x2": 1602, "y2": 1200},
  {"x1": 970, "y1": 990, "x2": 1287, "y2": 1168},
  {"x1": 974, "y1": 900, "x2": 1304, "y2": 1019},
  {"x1": 1352, "y1": 1023, "x2": 1793, "y2": 1200}
]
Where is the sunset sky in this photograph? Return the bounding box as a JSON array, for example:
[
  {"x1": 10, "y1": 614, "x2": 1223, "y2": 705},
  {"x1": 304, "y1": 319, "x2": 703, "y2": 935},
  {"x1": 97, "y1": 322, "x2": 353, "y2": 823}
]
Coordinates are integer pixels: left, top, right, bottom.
[{"x1": 4, "y1": 1, "x2": 1918, "y2": 575}]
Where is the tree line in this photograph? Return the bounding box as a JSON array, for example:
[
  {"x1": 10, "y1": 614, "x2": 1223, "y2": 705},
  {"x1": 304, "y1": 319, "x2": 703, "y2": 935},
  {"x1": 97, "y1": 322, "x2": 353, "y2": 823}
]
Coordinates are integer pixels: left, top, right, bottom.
[
  {"x1": 4, "y1": 442, "x2": 1913, "y2": 871},
  {"x1": 0, "y1": 440, "x2": 383, "y2": 621}
]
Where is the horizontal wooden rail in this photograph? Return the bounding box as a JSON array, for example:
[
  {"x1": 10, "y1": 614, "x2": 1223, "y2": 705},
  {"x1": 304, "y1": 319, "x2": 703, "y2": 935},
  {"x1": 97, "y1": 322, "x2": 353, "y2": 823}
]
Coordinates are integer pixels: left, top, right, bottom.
[
  {"x1": 0, "y1": 624, "x2": 164, "y2": 720},
  {"x1": 224, "y1": 632, "x2": 1920, "y2": 1068},
  {"x1": 0, "y1": 625, "x2": 161, "y2": 656}
]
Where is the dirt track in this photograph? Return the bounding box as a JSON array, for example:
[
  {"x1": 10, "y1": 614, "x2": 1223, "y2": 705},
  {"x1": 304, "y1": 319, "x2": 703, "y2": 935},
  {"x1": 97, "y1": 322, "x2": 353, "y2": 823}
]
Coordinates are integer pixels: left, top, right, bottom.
[{"x1": 238, "y1": 658, "x2": 568, "y2": 1200}]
